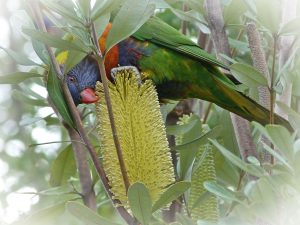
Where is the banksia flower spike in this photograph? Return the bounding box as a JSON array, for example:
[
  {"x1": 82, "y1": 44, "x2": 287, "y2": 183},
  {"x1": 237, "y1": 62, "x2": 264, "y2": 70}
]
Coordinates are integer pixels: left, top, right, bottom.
[
  {"x1": 176, "y1": 115, "x2": 218, "y2": 222},
  {"x1": 95, "y1": 68, "x2": 175, "y2": 207}
]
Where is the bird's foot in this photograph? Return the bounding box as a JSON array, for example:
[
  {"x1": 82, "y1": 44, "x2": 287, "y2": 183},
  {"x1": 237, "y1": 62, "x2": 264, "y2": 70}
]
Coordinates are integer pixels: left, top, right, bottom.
[{"x1": 110, "y1": 66, "x2": 141, "y2": 84}]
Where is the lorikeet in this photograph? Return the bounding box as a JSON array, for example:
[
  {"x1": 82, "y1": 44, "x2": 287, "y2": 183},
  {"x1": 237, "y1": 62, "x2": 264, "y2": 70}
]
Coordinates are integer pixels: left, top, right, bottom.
[{"x1": 67, "y1": 17, "x2": 289, "y2": 128}]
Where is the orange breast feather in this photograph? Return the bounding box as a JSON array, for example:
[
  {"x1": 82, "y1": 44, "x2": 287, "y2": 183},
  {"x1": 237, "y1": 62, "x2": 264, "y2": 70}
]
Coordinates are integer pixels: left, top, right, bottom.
[{"x1": 98, "y1": 23, "x2": 119, "y2": 78}]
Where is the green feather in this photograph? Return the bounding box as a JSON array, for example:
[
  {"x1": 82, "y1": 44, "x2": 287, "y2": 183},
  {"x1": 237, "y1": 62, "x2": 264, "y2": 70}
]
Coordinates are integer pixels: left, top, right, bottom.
[
  {"x1": 133, "y1": 17, "x2": 228, "y2": 70},
  {"x1": 130, "y1": 17, "x2": 291, "y2": 130}
]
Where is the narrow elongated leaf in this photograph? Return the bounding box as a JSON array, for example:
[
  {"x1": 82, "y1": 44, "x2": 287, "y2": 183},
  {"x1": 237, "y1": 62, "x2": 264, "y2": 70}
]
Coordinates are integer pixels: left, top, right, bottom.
[
  {"x1": 128, "y1": 182, "x2": 152, "y2": 225},
  {"x1": 49, "y1": 145, "x2": 76, "y2": 187},
  {"x1": 12, "y1": 90, "x2": 48, "y2": 107},
  {"x1": 22, "y1": 28, "x2": 88, "y2": 53},
  {"x1": 77, "y1": 0, "x2": 91, "y2": 18},
  {"x1": 263, "y1": 143, "x2": 293, "y2": 172},
  {"x1": 105, "y1": 0, "x2": 155, "y2": 52},
  {"x1": 279, "y1": 17, "x2": 300, "y2": 36},
  {"x1": 166, "y1": 114, "x2": 199, "y2": 136},
  {"x1": 276, "y1": 102, "x2": 300, "y2": 132},
  {"x1": 152, "y1": 181, "x2": 190, "y2": 212},
  {"x1": 41, "y1": 0, "x2": 83, "y2": 24},
  {"x1": 210, "y1": 139, "x2": 265, "y2": 177},
  {"x1": 91, "y1": 0, "x2": 121, "y2": 21},
  {"x1": 17, "y1": 203, "x2": 65, "y2": 225},
  {"x1": 265, "y1": 125, "x2": 294, "y2": 160},
  {"x1": 0, "y1": 72, "x2": 43, "y2": 84},
  {"x1": 204, "y1": 181, "x2": 244, "y2": 204},
  {"x1": 0, "y1": 47, "x2": 41, "y2": 66},
  {"x1": 67, "y1": 202, "x2": 121, "y2": 225},
  {"x1": 230, "y1": 63, "x2": 268, "y2": 88},
  {"x1": 47, "y1": 67, "x2": 74, "y2": 128}
]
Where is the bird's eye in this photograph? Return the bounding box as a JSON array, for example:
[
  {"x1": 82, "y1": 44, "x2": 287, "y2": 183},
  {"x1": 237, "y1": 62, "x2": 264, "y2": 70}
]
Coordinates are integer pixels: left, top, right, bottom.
[{"x1": 68, "y1": 76, "x2": 76, "y2": 83}]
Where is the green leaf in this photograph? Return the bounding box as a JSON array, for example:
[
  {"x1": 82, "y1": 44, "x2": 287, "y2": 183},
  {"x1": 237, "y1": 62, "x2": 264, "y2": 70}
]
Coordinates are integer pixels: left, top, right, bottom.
[
  {"x1": 91, "y1": 0, "x2": 121, "y2": 21},
  {"x1": 210, "y1": 139, "x2": 265, "y2": 177},
  {"x1": 166, "y1": 114, "x2": 199, "y2": 136},
  {"x1": 41, "y1": 0, "x2": 83, "y2": 24},
  {"x1": 276, "y1": 102, "x2": 300, "y2": 132},
  {"x1": 77, "y1": 0, "x2": 91, "y2": 18},
  {"x1": 105, "y1": 0, "x2": 156, "y2": 52},
  {"x1": 230, "y1": 63, "x2": 268, "y2": 88},
  {"x1": 263, "y1": 143, "x2": 293, "y2": 172},
  {"x1": 0, "y1": 47, "x2": 41, "y2": 66},
  {"x1": 152, "y1": 181, "x2": 190, "y2": 212},
  {"x1": 49, "y1": 145, "x2": 76, "y2": 187},
  {"x1": 204, "y1": 181, "x2": 244, "y2": 204},
  {"x1": 67, "y1": 202, "x2": 121, "y2": 225},
  {"x1": 160, "y1": 101, "x2": 178, "y2": 123},
  {"x1": 22, "y1": 28, "x2": 88, "y2": 53},
  {"x1": 265, "y1": 125, "x2": 294, "y2": 160},
  {"x1": 128, "y1": 182, "x2": 152, "y2": 225},
  {"x1": 12, "y1": 90, "x2": 48, "y2": 107},
  {"x1": 255, "y1": 0, "x2": 280, "y2": 33},
  {"x1": 14, "y1": 203, "x2": 65, "y2": 225},
  {"x1": 47, "y1": 67, "x2": 74, "y2": 128},
  {"x1": 0, "y1": 72, "x2": 43, "y2": 84},
  {"x1": 170, "y1": 9, "x2": 209, "y2": 33},
  {"x1": 279, "y1": 17, "x2": 300, "y2": 36}
]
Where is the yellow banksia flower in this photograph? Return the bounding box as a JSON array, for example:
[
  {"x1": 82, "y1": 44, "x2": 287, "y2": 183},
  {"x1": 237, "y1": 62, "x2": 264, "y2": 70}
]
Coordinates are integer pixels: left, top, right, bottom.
[
  {"x1": 95, "y1": 69, "x2": 175, "y2": 207},
  {"x1": 176, "y1": 115, "x2": 218, "y2": 222}
]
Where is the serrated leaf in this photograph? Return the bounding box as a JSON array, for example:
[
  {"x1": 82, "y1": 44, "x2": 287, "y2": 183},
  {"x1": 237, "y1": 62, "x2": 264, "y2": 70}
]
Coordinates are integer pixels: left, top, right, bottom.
[
  {"x1": 22, "y1": 28, "x2": 88, "y2": 53},
  {"x1": 0, "y1": 72, "x2": 43, "y2": 84},
  {"x1": 128, "y1": 182, "x2": 152, "y2": 225},
  {"x1": 67, "y1": 202, "x2": 121, "y2": 225},
  {"x1": 230, "y1": 63, "x2": 268, "y2": 88},
  {"x1": 210, "y1": 139, "x2": 265, "y2": 177},
  {"x1": 204, "y1": 181, "x2": 244, "y2": 204},
  {"x1": 49, "y1": 145, "x2": 76, "y2": 187},
  {"x1": 105, "y1": 0, "x2": 155, "y2": 52},
  {"x1": 47, "y1": 67, "x2": 74, "y2": 128},
  {"x1": 152, "y1": 181, "x2": 190, "y2": 212},
  {"x1": 0, "y1": 47, "x2": 41, "y2": 66}
]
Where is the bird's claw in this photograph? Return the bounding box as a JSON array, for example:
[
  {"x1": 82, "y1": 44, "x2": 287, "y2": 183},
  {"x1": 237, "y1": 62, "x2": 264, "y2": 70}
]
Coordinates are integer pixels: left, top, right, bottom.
[{"x1": 110, "y1": 66, "x2": 141, "y2": 84}]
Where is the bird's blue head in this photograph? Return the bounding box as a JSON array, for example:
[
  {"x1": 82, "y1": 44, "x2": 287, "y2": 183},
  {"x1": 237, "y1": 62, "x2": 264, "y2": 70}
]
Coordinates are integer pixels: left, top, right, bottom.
[{"x1": 66, "y1": 56, "x2": 100, "y2": 105}]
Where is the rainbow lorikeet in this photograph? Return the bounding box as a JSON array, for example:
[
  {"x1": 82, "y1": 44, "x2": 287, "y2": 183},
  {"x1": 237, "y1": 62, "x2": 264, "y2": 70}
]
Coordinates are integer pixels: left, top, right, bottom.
[{"x1": 67, "y1": 17, "x2": 289, "y2": 128}]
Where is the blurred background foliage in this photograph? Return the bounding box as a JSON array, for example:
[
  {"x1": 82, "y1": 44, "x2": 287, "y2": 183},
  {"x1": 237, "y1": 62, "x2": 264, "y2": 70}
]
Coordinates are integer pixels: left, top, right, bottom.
[{"x1": 1, "y1": 0, "x2": 300, "y2": 224}]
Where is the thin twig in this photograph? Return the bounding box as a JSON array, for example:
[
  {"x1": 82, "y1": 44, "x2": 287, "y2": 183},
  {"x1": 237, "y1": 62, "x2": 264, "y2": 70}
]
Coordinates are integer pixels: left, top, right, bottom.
[{"x1": 90, "y1": 23, "x2": 130, "y2": 192}]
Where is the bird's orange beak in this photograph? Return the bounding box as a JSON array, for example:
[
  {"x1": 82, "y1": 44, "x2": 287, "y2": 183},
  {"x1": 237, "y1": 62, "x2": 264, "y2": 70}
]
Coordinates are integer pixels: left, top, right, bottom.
[{"x1": 80, "y1": 88, "x2": 99, "y2": 104}]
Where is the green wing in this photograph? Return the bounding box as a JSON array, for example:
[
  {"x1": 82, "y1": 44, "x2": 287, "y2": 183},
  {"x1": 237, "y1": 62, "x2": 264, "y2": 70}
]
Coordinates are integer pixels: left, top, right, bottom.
[{"x1": 132, "y1": 17, "x2": 229, "y2": 70}]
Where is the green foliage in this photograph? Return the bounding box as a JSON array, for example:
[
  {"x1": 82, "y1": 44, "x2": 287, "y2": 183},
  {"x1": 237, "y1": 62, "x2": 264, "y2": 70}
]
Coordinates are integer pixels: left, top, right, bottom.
[
  {"x1": 128, "y1": 182, "x2": 152, "y2": 225},
  {"x1": 49, "y1": 144, "x2": 77, "y2": 187},
  {"x1": 2, "y1": 0, "x2": 300, "y2": 225}
]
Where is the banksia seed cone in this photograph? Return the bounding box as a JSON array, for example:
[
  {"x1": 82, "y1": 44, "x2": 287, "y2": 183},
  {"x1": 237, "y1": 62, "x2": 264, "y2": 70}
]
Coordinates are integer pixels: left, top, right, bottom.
[{"x1": 95, "y1": 68, "x2": 175, "y2": 207}]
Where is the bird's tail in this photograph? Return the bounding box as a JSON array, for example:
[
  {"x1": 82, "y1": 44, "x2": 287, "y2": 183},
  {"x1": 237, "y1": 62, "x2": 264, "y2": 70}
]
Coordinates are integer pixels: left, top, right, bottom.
[{"x1": 212, "y1": 77, "x2": 292, "y2": 131}]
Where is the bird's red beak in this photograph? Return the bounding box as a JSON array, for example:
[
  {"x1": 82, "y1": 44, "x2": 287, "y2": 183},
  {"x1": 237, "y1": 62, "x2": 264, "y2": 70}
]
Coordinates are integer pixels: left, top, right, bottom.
[{"x1": 80, "y1": 88, "x2": 99, "y2": 104}]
